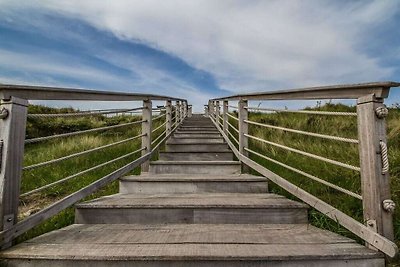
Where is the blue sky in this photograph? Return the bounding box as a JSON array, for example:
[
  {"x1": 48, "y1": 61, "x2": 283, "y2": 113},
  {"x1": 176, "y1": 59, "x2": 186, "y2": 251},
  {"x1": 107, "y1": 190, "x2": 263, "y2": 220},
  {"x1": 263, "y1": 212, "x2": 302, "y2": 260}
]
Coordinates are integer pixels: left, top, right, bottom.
[{"x1": 0, "y1": 1, "x2": 399, "y2": 111}]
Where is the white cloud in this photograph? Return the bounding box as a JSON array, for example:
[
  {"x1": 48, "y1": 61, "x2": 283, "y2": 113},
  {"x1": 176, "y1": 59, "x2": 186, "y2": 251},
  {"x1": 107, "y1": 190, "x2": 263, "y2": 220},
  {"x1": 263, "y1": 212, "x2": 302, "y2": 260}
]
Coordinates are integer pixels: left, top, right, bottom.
[
  {"x1": 12, "y1": 0, "x2": 395, "y2": 93},
  {"x1": 0, "y1": 0, "x2": 398, "y2": 109}
]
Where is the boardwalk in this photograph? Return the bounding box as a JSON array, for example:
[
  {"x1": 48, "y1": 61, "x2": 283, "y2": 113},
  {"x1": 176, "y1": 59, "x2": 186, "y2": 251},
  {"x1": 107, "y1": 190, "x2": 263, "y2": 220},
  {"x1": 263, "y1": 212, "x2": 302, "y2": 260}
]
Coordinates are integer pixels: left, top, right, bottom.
[{"x1": 0, "y1": 115, "x2": 384, "y2": 266}]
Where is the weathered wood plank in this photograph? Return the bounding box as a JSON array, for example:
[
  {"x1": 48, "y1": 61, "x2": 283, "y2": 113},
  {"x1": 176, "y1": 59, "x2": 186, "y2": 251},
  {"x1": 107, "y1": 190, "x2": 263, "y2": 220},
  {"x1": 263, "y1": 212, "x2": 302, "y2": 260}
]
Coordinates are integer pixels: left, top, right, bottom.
[
  {"x1": 141, "y1": 100, "x2": 152, "y2": 172},
  {"x1": 0, "y1": 97, "x2": 28, "y2": 248}
]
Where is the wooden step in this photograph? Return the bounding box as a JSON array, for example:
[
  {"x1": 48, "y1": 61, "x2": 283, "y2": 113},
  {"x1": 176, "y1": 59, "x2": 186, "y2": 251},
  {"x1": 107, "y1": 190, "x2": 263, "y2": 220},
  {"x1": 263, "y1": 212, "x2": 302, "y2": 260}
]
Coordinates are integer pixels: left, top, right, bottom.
[
  {"x1": 166, "y1": 143, "x2": 229, "y2": 152},
  {"x1": 177, "y1": 127, "x2": 219, "y2": 132},
  {"x1": 1, "y1": 224, "x2": 383, "y2": 266},
  {"x1": 173, "y1": 133, "x2": 222, "y2": 138},
  {"x1": 166, "y1": 137, "x2": 224, "y2": 144},
  {"x1": 149, "y1": 161, "x2": 241, "y2": 174},
  {"x1": 159, "y1": 151, "x2": 233, "y2": 161},
  {"x1": 119, "y1": 174, "x2": 268, "y2": 194},
  {"x1": 74, "y1": 193, "x2": 308, "y2": 224}
]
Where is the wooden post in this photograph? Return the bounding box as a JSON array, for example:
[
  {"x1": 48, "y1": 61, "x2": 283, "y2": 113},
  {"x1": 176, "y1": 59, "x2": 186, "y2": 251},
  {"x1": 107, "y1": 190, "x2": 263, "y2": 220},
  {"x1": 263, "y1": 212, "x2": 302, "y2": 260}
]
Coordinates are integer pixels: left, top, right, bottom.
[
  {"x1": 204, "y1": 105, "x2": 209, "y2": 117},
  {"x1": 183, "y1": 101, "x2": 187, "y2": 119},
  {"x1": 357, "y1": 94, "x2": 394, "y2": 246},
  {"x1": 0, "y1": 97, "x2": 28, "y2": 248},
  {"x1": 188, "y1": 105, "x2": 192, "y2": 117},
  {"x1": 141, "y1": 99, "x2": 152, "y2": 172},
  {"x1": 209, "y1": 101, "x2": 215, "y2": 119},
  {"x1": 215, "y1": 101, "x2": 220, "y2": 129},
  {"x1": 223, "y1": 100, "x2": 228, "y2": 134},
  {"x1": 175, "y1": 101, "x2": 180, "y2": 125},
  {"x1": 180, "y1": 101, "x2": 184, "y2": 122},
  {"x1": 165, "y1": 100, "x2": 172, "y2": 136},
  {"x1": 238, "y1": 99, "x2": 249, "y2": 172}
]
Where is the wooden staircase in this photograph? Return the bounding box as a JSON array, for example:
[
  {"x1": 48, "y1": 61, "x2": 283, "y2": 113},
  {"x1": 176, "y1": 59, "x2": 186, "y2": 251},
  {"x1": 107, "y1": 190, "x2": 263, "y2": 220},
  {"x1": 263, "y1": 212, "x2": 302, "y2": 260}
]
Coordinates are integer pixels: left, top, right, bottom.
[{"x1": 0, "y1": 114, "x2": 384, "y2": 266}]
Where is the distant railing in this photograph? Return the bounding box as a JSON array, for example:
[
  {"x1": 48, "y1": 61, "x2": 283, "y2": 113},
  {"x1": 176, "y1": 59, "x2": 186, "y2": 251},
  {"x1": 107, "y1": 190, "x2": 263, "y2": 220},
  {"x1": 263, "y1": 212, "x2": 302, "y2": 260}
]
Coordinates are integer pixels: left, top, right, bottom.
[
  {"x1": 207, "y1": 81, "x2": 400, "y2": 258},
  {"x1": 0, "y1": 84, "x2": 189, "y2": 248}
]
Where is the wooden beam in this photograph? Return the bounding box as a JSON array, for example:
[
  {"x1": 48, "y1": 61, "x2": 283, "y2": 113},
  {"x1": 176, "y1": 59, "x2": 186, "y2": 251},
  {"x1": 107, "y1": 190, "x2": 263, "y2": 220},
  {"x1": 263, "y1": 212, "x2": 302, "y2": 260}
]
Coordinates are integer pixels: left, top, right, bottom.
[
  {"x1": 0, "y1": 84, "x2": 185, "y2": 101},
  {"x1": 357, "y1": 94, "x2": 394, "y2": 244},
  {"x1": 211, "y1": 82, "x2": 399, "y2": 101},
  {"x1": 165, "y1": 100, "x2": 172, "y2": 136},
  {"x1": 141, "y1": 100, "x2": 152, "y2": 172}
]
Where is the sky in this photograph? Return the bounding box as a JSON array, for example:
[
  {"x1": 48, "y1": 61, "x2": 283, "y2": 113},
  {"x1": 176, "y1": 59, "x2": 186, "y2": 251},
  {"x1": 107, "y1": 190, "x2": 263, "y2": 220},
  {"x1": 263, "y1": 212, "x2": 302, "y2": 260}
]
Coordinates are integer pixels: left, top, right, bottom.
[{"x1": 0, "y1": 0, "x2": 400, "y2": 111}]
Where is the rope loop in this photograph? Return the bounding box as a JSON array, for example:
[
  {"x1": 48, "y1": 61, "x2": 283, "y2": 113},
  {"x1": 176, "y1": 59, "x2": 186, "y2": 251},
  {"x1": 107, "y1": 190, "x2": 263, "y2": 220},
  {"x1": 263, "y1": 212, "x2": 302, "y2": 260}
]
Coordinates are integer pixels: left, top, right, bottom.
[
  {"x1": 0, "y1": 108, "x2": 9, "y2": 120},
  {"x1": 383, "y1": 199, "x2": 395, "y2": 213},
  {"x1": 375, "y1": 106, "x2": 388, "y2": 119}
]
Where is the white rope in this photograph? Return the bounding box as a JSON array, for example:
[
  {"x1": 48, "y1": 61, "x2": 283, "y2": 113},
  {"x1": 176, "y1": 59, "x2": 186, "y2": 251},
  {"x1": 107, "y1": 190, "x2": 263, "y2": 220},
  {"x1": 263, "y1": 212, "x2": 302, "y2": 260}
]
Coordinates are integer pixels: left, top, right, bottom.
[
  {"x1": 20, "y1": 147, "x2": 145, "y2": 197},
  {"x1": 245, "y1": 133, "x2": 361, "y2": 172},
  {"x1": 152, "y1": 113, "x2": 166, "y2": 121},
  {"x1": 227, "y1": 112, "x2": 239, "y2": 121},
  {"x1": 380, "y1": 141, "x2": 389, "y2": 174},
  {"x1": 28, "y1": 108, "x2": 143, "y2": 118},
  {"x1": 151, "y1": 130, "x2": 167, "y2": 146},
  {"x1": 245, "y1": 119, "x2": 359, "y2": 144},
  {"x1": 244, "y1": 148, "x2": 362, "y2": 199},
  {"x1": 227, "y1": 121, "x2": 239, "y2": 133},
  {"x1": 227, "y1": 129, "x2": 239, "y2": 145},
  {"x1": 23, "y1": 133, "x2": 145, "y2": 171},
  {"x1": 151, "y1": 121, "x2": 167, "y2": 133},
  {"x1": 246, "y1": 106, "x2": 357, "y2": 116},
  {"x1": 25, "y1": 120, "x2": 145, "y2": 144}
]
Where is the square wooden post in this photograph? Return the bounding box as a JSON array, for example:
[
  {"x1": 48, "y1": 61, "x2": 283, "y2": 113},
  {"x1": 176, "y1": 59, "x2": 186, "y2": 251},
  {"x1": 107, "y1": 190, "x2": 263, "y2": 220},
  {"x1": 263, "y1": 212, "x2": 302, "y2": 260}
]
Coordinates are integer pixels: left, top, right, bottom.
[
  {"x1": 209, "y1": 101, "x2": 215, "y2": 119},
  {"x1": 357, "y1": 94, "x2": 394, "y2": 245},
  {"x1": 238, "y1": 99, "x2": 249, "y2": 172},
  {"x1": 223, "y1": 100, "x2": 228, "y2": 134},
  {"x1": 180, "y1": 101, "x2": 184, "y2": 122},
  {"x1": 165, "y1": 100, "x2": 172, "y2": 136},
  {"x1": 0, "y1": 97, "x2": 28, "y2": 248},
  {"x1": 188, "y1": 105, "x2": 192, "y2": 117},
  {"x1": 215, "y1": 101, "x2": 220, "y2": 129},
  {"x1": 175, "y1": 101, "x2": 180, "y2": 126},
  {"x1": 141, "y1": 99, "x2": 152, "y2": 172}
]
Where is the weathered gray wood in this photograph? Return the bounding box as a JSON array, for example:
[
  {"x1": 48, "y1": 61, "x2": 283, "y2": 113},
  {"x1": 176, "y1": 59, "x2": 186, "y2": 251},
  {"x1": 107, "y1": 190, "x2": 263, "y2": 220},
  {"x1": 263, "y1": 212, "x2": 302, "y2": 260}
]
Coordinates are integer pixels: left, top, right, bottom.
[
  {"x1": 357, "y1": 94, "x2": 394, "y2": 244},
  {"x1": 238, "y1": 99, "x2": 249, "y2": 172},
  {"x1": 223, "y1": 100, "x2": 228, "y2": 134},
  {"x1": 141, "y1": 100, "x2": 152, "y2": 172},
  {"x1": 165, "y1": 100, "x2": 172, "y2": 137},
  {"x1": 211, "y1": 82, "x2": 399, "y2": 101},
  {"x1": 175, "y1": 101, "x2": 180, "y2": 125},
  {"x1": 0, "y1": 84, "x2": 186, "y2": 101},
  {"x1": 1, "y1": 224, "x2": 384, "y2": 267},
  {"x1": 215, "y1": 101, "x2": 220, "y2": 129},
  {"x1": 188, "y1": 105, "x2": 192, "y2": 117},
  {"x1": 0, "y1": 153, "x2": 151, "y2": 246},
  {"x1": 209, "y1": 114, "x2": 398, "y2": 257},
  {"x1": 0, "y1": 97, "x2": 28, "y2": 248}
]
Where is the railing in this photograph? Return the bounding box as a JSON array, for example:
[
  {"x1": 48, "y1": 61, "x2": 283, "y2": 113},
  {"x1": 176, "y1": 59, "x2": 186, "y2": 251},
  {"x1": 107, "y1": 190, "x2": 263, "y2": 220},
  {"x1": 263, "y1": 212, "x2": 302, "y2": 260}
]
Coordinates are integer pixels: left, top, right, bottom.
[
  {"x1": 207, "y1": 81, "x2": 400, "y2": 258},
  {"x1": 0, "y1": 84, "x2": 189, "y2": 248}
]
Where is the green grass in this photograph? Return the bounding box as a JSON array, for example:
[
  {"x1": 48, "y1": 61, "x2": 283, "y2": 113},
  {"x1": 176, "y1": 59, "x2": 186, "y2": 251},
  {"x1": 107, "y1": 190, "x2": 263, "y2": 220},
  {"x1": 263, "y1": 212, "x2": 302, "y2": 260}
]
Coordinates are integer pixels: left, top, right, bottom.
[{"x1": 17, "y1": 105, "x2": 165, "y2": 243}]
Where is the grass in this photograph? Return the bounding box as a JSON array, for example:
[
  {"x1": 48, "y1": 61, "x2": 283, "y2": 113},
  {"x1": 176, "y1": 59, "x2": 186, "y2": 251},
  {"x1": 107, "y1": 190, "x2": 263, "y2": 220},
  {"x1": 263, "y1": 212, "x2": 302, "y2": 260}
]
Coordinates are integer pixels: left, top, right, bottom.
[{"x1": 17, "y1": 105, "x2": 165, "y2": 243}]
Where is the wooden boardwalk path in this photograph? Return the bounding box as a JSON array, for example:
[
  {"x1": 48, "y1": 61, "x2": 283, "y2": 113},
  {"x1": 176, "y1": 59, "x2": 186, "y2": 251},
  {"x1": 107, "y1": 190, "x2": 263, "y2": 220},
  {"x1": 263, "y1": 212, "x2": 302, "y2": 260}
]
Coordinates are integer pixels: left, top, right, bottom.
[{"x1": 0, "y1": 114, "x2": 384, "y2": 266}]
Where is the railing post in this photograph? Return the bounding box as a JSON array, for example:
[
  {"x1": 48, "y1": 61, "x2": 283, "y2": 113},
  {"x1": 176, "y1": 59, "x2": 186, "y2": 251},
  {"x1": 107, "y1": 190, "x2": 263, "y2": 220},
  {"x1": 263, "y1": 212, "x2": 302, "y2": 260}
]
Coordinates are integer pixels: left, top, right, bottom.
[
  {"x1": 357, "y1": 94, "x2": 394, "y2": 246},
  {"x1": 188, "y1": 105, "x2": 192, "y2": 117},
  {"x1": 165, "y1": 100, "x2": 172, "y2": 136},
  {"x1": 183, "y1": 101, "x2": 187, "y2": 119},
  {"x1": 238, "y1": 99, "x2": 249, "y2": 172},
  {"x1": 223, "y1": 100, "x2": 228, "y2": 134},
  {"x1": 141, "y1": 99, "x2": 152, "y2": 172},
  {"x1": 209, "y1": 101, "x2": 215, "y2": 119},
  {"x1": 0, "y1": 97, "x2": 28, "y2": 248},
  {"x1": 175, "y1": 101, "x2": 180, "y2": 125},
  {"x1": 215, "y1": 101, "x2": 220, "y2": 129},
  {"x1": 180, "y1": 101, "x2": 184, "y2": 122}
]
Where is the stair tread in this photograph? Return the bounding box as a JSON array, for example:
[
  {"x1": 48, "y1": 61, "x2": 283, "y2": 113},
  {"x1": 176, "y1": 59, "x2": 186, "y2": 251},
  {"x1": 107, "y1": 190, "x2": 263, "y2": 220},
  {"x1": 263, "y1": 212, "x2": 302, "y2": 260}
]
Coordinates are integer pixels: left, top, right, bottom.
[
  {"x1": 150, "y1": 160, "x2": 240, "y2": 165},
  {"x1": 2, "y1": 224, "x2": 381, "y2": 261},
  {"x1": 120, "y1": 174, "x2": 267, "y2": 182},
  {"x1": 76, "y1": 193, "x2": 308, "y2": 209}
]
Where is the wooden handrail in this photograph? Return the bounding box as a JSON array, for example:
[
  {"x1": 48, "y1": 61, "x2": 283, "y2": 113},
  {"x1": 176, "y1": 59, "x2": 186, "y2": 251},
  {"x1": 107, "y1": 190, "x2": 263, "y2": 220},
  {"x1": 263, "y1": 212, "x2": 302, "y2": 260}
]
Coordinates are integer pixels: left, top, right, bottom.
[
  {"x1": 211, "y1": 81, "x2": 399, "y2": 101},
  {"x1": 0, "y1": 84, "x2": 187, "y2": 102}
]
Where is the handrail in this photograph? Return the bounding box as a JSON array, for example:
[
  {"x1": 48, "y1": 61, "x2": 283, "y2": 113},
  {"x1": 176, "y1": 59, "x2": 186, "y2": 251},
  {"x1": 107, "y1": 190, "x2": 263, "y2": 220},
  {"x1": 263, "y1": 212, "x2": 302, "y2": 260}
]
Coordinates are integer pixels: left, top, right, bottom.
[
  {"x1": 0, "y1": 84, "x2": 187, "y2": 102},
  {"x1": 211, "y1": 81, "x2": 399, "y2": 101},
  {"x1": 0, "y1": 83, "x2": 189, "y2": 248},
  {"x1": 206, "y1": 81, "x2": 400, "y2": 258}
]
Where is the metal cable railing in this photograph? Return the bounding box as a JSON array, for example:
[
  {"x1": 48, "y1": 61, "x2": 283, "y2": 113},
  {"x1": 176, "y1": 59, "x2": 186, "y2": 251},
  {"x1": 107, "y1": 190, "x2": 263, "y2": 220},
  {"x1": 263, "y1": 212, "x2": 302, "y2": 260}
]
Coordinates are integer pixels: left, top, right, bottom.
[
  {"x1": 27, "y1": 107, "x2": 143, "y2": 118},
  {"x1": 246, "y1": 106, "x2": 357, "y2": 116},
  {"x1": 245, "y1": 119, "x2": 359, "y2": 144}
]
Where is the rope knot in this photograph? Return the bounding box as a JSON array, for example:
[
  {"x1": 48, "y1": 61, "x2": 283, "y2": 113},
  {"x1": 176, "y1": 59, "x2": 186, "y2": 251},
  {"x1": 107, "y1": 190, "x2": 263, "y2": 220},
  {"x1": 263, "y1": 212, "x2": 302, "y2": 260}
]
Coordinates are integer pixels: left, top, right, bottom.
[
  {"x1": 375, "y1": 106, "x2": 388, "y2": 119},
  {"x1": 383, "y1": 199, "x2": 395, "y2": 213}
]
